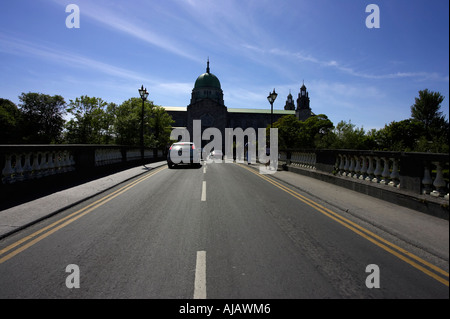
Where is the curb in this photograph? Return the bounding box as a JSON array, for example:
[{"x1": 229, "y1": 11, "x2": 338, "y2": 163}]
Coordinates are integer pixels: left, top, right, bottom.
[{"x1": 0, "y1": 161, "x2": 167, "y2": 240}]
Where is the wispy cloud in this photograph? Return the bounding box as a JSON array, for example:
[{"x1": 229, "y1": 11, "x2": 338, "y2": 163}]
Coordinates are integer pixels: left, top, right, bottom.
[
  {"x1": 0, "y1": 33, "x2": 196, "y2": 98},
  {"x1": 0, "y1": 33, "x2": 150, "y2": 83},
  {"x1": 243, "y1": 44, "x2": 449, "y2": 82},
  {"x1": 49, "y1": 0, "x2": 201, "y2": 62}
]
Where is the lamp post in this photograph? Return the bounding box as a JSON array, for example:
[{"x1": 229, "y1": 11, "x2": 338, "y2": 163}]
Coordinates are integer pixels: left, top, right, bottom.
[
  {"x1": 267, "y1": 88, "x2": 278, "y2": 129},
  {"x1": 138, "y1": 85, "x2": 149, "y2": 162}
]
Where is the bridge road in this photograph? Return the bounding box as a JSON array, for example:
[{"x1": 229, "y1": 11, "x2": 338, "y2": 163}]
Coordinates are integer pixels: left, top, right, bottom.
[{"x1": 0, "y1": 161, "x2": 448, "y2": 299}]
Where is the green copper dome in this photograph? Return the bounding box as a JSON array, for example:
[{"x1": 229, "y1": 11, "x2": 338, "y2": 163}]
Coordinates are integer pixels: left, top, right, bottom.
[{"x1": 194, "y1": 60, "x2": 221, "y2": 89}]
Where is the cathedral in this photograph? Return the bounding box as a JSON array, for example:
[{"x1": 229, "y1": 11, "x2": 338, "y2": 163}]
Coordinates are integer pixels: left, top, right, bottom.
[{"x1": 163, "y1": 60, "x2": 313, "y2": 146}]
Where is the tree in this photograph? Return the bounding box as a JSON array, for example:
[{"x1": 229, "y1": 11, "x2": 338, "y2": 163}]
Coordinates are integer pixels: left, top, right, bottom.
[
  {"x1": 409, "y1": 89, "x2": 448, "y2": 153},
  {"x1": 114, "y1": 98, "x2": 174, "y2": 147},
  {"x1": 331, "y1": 120, "x2": 368, "y2": 150},
  {"x1": 114, "y1": 98, "x2": 145, "y2": 146},
  {"x1": 0, "y1": 98, "x2": 22, "y2": 143},
  {"x1": 376, "y1": 119, "x2": 425, "y2": 151},
  {"x1": 301, "y1": 114, "x2": 334, "y2": 149},
  {"x1": 18, "y1": 92, "x2": 65, "y2": 143},
  {"x1": 411, "y1": 89, "x2": 445, "y2": 139},
  {"x1": 149, "y1": 106, "x2": 175, "y2": 149},
  {"x1": 270, "y1": 115, "x2": 303, "y2": 149},
  {"x1": 65, "y1": 96, "x2": 115, "y2": 144}
]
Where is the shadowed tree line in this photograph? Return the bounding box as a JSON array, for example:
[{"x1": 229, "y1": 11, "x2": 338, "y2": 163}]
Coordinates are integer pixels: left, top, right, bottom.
[
  {"x1": 270, "y1": 89, "x2": 448, "y2": 153},
  {"x1": 0, "y1": 93, "x2": 174, "y2": 149},
  {"x1": 1, "y1": 89, "x2": 448, "y2": 153}
]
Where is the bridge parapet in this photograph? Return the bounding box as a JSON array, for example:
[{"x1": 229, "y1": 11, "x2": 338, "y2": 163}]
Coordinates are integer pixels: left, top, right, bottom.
[
  {"x1": 1, "y1": 145, "x2": 162, "y2": 185},
  {"x1": 279, "y1": 149, "x2": 449, "y2": 203}
]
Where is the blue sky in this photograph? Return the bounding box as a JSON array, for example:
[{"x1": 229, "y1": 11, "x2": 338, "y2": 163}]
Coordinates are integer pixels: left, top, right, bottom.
[{"x1": 0, "y1": 0, "x2": 448, "y2": 130}]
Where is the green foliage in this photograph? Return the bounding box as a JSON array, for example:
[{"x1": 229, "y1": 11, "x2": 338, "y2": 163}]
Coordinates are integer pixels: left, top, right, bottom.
[
  {"x1": 411, "y1": 89, "x2": 445, "y2": 138},
  {"x1": 410, "y1": 89, "x2": 448, "y2": 153},
  {"x1": 2, "y1": 88, "x2": 446, "y2": 153},
  {"x1": 1, "y1": 92, "x2": 174, "y2": 148},
  {"x1": 113, "y1": 97, "x2": 174, "y2": 148},
  {"x1": 18, "y1": 92, "x2": 66, "y2": 143},
  {"x1": 270, "y1": 115, "x2": 302, "y2": 149},
  {"x1": 327, "y1": 120, "x2": 370, "y2": 150},
  {"x1": 273, "y1": 88, "x2": 448, "y2": 153},
  {"x1": 114, "y1": 97, "x2": 148, "y2": 146},
  {"x1": 271, "y1": 114, "x2": 334, "y2": 149},
  {"x1": 149, "y1": 106, "x2": 175, "y2": 149},
  {"x1": 0, "y1": 98, "x2": 22, "y2": 143},
  {"x1": 65, "y1": 96, "x2": 116, "y2": 144},
  {"x1": 376, "y1": 119, "x2": 424, "y2": 151}
]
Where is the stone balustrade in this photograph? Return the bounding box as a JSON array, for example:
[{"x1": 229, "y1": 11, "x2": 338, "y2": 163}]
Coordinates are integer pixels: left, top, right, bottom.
[
  {"x1": 1, "y1": 149, "x2": 75, "y2": 183},
  {"x1": 279, "y1": 149, "x2": 449, "y2": 201},
  {"x1": 289, "y1": 151, "x2": 316, "y2": 169},
  {"x1": 1, "y1": 145, "x2": 163, "y2": 185}
]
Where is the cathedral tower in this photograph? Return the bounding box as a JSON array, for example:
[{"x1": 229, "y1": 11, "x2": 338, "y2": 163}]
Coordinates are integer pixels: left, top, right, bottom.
[
  {"x1": 296, "y1": 82, "x2": 312, "y2": 121},
  {"x1": 284, "y1": 91, "x2": 295, "y2": 110}
]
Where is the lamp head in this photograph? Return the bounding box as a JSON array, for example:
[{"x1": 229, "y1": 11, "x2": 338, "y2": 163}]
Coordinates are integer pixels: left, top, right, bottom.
[
  {"x1": 267, "y1": 88, "x2": 277, "y2": 104},
  {"x1": 139, "y1": 85, "x2": 149, "y2": 100}
]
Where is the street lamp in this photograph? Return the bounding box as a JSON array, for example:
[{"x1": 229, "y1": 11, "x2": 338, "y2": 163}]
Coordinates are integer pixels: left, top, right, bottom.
[
  {"x1": 267, "y1": 88, "x2": 278, "y2": 129},
  {"x1": 138, "y1": 85, "x2": 149, "y2": 162}
]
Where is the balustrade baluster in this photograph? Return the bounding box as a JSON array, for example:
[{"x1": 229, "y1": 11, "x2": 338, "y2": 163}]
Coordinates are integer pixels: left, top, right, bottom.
[
  {"x1": 372, "y1": 157, "x2": 382, "y2": 183},
  {"x1": 353, "y1": 156, "x2": 360, "y2": 178},
  {"x1": 366, "y1": 156, "x2": 374, "y2": 181},
  {"x1": 23, "y1": 153, "x2": 33, "y2": 180},
  {"x1": 380, "y1": 157, "x2": 391, "y2": 185},
  {"x1": 348, "y1": 156, "x2": 354, "y2": 178},
  {"x1": 422, "y1": 163, "x2": 433, "y2": 194},
  {"x1": 42, "y1": 152, "x2": 51, "y2": 176},
  {"x1": 389, "y1": 158, "x2": 400, "y2": 187},
  {"x1": 48, "y1": 152, "x2": 56, "y2": 175},
  {"x1": 343, "y1": 155, "x2": 349, "y2": 177},
  {"x1": 359, "y1": 156, "x2": 367, "y2": 180},
  {"x1": 2, "y1": 154, "x2": 14, "y2": 183},
  {"x1": 431, "y1": 162, "x2": 446, "y2": 197},
  {"x1": 14, "y1": 154, "x2": 24, "y2": 182},
  {"x1": 338, "y1": 154, "x2": 344, "y2": 175},
  {"x1": 31, "y1": 152, "x2": 42, "y2": 178},
  {"x1": 54, "y1": 151, "x2": 62, "y2": 174}
]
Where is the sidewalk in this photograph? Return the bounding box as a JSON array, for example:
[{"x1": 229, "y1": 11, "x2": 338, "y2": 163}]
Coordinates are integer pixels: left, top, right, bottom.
[
  {"x1": 267, "y1": 167, "x2": 449, "y2": 263},
  {"x1": 0, "y1": 161, "x2": 167, "y2": 239}
]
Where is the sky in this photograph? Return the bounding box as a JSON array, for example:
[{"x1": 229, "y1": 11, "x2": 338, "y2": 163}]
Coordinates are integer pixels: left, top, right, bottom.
[{"x1": 0, "y1": 0, "x2": 448, "y2": 131}]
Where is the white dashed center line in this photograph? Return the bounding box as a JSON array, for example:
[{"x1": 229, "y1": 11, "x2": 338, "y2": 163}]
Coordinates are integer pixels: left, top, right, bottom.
[
  {"x1": 194, "y1": 251, "x2": 207, "y2": 299},
  {"x1": 201, "y1": 181, "x2": 206, "y2": 201}
]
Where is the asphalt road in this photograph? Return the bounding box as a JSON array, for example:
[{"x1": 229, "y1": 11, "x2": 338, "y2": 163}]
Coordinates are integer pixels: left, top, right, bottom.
[{"x1": 0, "y1": 161, "x2": 448, "y2": 299}]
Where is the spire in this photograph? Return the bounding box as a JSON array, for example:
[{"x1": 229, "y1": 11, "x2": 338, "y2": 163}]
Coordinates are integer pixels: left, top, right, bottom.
[{"x1": 206, "y1": 57, "x2": 210, "y2": 74}]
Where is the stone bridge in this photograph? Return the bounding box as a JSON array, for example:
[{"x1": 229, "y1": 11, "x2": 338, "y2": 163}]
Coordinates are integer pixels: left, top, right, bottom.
[{"x1": 1, "y1": 145, "x2": 448, "y2": 219}]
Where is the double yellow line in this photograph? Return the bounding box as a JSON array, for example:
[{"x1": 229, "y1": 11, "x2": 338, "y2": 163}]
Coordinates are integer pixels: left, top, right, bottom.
[
  {"x1": 239, "y1": 164, "x2": 449, "y2": 287},
  {"x1": 0, "y1": 166, "x2": 166, "y2": 264}
]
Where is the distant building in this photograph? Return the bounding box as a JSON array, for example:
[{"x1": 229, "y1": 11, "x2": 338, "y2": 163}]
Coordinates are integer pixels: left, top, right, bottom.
[
  {"x1": 163, "y1": 60, "x2": 313, "y2": 147},
  {"x1": 296, "y1": 82, "x2": 312, "y2": 122}
]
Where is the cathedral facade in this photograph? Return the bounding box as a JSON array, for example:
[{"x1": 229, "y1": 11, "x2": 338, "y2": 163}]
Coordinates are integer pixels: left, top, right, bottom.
[{"x1": 163, "y1": 61, "x2": 313, "y2": 146}]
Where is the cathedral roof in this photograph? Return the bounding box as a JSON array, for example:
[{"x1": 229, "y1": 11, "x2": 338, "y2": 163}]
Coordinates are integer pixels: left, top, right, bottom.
[{"x1": 194, "y1": 59, "x2": 221, "y2": 89}]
